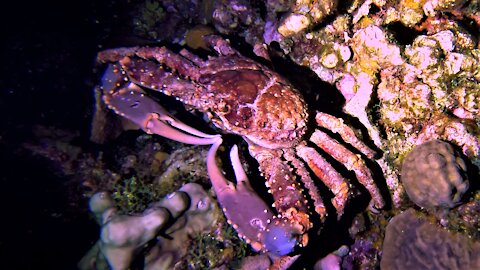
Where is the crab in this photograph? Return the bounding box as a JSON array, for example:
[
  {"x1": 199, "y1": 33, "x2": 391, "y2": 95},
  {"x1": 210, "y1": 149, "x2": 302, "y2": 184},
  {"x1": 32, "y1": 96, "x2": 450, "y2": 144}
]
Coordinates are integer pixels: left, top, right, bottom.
[{"x1": 95, "y1": 35, "x2": 385, "y2": 256}]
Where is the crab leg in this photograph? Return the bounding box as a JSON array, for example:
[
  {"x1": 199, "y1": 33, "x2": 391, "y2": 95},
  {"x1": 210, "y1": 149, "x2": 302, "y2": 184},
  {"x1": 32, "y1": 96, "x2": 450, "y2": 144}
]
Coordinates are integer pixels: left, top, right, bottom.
[
  {"x1": 207, "y1": 140, "x2": 301, "y2": 255},
  {"x1": 98, "y1": 47, "x2": 200, "y2": 79},
  {"x1": 135, "y1": 47, "x2": 201, "y2": 79},
  {"x1": 283, "y1": 148, "x2": 327, "y2": 221},
  {"x1": 179, "y1": 49, "x2": 207, "y2": 66},
  {"x1": 309, "y1": 130, "x2": 385, "y2": 210},
  {"x1": 247, "y1": 145, "x2": 311, "y2": 236},
  {"x1": 203, "y1": 35, "x2": 238, "y2": 56},
  {"x1": 296, "y1": 144, "x2": 349, "y2": 218},
  {"x1": 315, "y1": 112, "x2": 377, "y2": 159}
]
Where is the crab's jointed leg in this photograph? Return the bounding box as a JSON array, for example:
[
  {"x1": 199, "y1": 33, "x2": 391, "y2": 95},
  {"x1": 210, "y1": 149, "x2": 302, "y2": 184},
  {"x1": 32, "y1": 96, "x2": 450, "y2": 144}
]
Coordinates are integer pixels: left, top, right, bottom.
[
  {"x1": 283, "y1": 149, "x2": 327, "y2": 221},
  {"x1": 247, "y1": 145, "x2": 312, "y2": 235},
  {"x1": 315, "y1": 112, "x2": 377, "y2": 159},
  {"x1": 98, "y1": 46, "x2": 200, "y2": 79},
  {"x1": 309, "y1": 130, "x2": 385, "y2": 210},
  {"x1": 296, "y1": 143, "x2": 350, "y2": 218},
  {"x1": 313, "y1": 112, "x2": 384, "y2": 210}
]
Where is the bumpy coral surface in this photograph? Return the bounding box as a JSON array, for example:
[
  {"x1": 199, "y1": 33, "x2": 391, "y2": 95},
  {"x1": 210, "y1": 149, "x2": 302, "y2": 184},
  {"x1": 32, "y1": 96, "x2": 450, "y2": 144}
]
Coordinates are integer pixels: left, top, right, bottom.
[
  {"x1": 381, "y1": 209, "x2": 480, "y2": 270},
  {"x1": 79, "y1": 183, "x2": 221, "y2": 270},
  {"x1": 401, "y1": 140, "x2": 470, "y2": 208}
]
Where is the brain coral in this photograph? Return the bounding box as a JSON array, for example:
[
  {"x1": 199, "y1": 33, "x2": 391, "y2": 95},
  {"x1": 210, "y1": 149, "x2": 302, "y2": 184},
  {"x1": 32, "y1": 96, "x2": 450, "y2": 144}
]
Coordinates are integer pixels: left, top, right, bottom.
[
  {"x1": 400, "y1": 140, "x2": 469, "y2": 208},
  {"x1": 381, "y1": 209, "x2": 480, "y2": 270}
]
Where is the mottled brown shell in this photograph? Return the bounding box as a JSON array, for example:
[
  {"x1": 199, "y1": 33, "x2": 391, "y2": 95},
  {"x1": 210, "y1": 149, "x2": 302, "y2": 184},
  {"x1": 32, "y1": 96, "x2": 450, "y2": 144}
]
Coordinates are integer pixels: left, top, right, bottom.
[{"x1": 196, "y1": 57, "x2": 309, "y2": 149}]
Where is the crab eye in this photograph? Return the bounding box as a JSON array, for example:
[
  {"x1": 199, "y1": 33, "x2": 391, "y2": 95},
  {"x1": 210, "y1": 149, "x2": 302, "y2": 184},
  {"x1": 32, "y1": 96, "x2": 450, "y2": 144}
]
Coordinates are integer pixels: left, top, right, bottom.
[{"x1": 130, "y1": 100, "x2": 140, "y2": 108}]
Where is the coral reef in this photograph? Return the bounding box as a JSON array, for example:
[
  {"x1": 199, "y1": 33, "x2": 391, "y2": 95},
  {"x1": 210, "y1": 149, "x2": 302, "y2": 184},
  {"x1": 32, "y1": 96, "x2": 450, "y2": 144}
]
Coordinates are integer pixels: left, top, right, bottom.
[
  {"x1": 132, "y1": 0, "x2": 166, "y2": 40},
  {"x1": 377, "y1": 29, "x2": 480, "y2": 170},
  {"x1": 381, "y1": 208, "x2": 480, "y2": 270},
  {"x1": 131, "y1": 0, "x2": 208, "y2": 43},
  {"x1": 271, "y1": 1, "x2": 480, "y2": 207},
  {"x1": 154, "y1": 146, "x2": 210, "y2": 195},
  {"x1": 271, "y1": 0, "x2": 338, "y2": 38},
  {"x1": 211, "y1": 0, "x2": 265, "y2": 47},
  {"x1": 341, "y1": 212, "x2": 391, "y2": 270},
  {"x1": 401, "y1": 140, "x2": 470, "y2": 208},
  {"x1": 78, "y1": 183, "x2": 221, "y2": 270},
  {"x1": 342, "y1": 238, "x2": 380, "y2": 270},
  {"x1": 381, "y1": 0, "x2": 478, "y2": 27},
  {"x1": 144, "y1": 183, "x2": 229, "y2": 269},
  {"x1": 438, "y1": 192, "x2": 480, "y2": 239},
  {"x1": 125, "y1": 0, "x2": 267, "y2": 56}
]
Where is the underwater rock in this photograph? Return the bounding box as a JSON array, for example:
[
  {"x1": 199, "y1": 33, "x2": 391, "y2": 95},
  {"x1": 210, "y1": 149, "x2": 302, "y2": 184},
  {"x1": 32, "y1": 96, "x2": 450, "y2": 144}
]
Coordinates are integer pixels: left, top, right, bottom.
[
  {"x1": 79, "y1": 183, "x2": 218, "y2": 270},
  {"x1": 145, "y1": 183, "x2": 219, "y2": 269},
  {"x1": 89, "y1": 192, "x2": 117, "y2": 225},
  {"x1": 155, "y1": 146, "x2": 209, "y2": 190},
  {"x1": 342, "y1": 238, "x2": 381, "y2": 270},
  {"x1": 81, "y1": 190, "x2": 189, "y2": 270},
  {"x1": 401, "y1": 140, "x2": 469, "y2": 208},
  {"x1": 99, "y1": 208, "x2": 171, "y2": 270},
  {"x1": 238, "y1": 254, "x2": 299, "y2": 270},
  {"x1": 211, "y1": 0, "x2": 265, "y2": 49},
  {"x1": 314, "y1": 245, "x2": 348, "y2": 270},
  {"x1": 238, "y1": 254, "x2": 272, "y2": 270},
  {"x1": 381, "y1": 208, "x2": 480, "y2": 270},
  {"x1": 269, "y1": 0, "x2": 338, "y2": 37}
]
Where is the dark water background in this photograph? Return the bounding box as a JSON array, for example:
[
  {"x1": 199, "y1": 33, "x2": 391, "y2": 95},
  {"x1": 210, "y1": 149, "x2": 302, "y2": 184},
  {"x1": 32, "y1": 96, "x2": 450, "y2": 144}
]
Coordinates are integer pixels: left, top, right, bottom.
[{"x1": 0, "y1": 1, "x2": 114, "y2": 268}]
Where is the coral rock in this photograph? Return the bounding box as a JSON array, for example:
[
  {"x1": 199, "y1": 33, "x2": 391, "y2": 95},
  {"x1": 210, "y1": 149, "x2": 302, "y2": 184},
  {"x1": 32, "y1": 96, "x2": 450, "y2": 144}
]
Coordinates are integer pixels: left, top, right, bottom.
[
  {"x1": 401, "y1": 140, "x2": 469, "y2": 208},
  {"x1": 80, "y1": 188, "x2": 193, "y2": 270},
  {"x1": 99, "y1": 208, "x2": 170, "y2": 270},
  {"x1": 381, "y1": 208, "x2": 480, "y2": 270}
]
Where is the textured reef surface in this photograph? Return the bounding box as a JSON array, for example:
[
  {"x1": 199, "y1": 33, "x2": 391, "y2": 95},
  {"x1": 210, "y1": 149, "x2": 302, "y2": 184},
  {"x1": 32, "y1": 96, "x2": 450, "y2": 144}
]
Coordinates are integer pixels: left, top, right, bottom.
[
  {"x1": 381, "y1": 208, "x2": 480, "y2": 270},
  {"x1": 12, "y1": 0, "x2": 479, "y2": 269}
]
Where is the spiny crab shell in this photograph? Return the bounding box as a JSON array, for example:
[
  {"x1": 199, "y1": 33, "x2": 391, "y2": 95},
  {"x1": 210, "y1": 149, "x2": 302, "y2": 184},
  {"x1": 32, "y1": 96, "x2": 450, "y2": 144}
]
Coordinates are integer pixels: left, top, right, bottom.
[{"x1": 95, "y1": 35, "x2": 385, "y2": 256}]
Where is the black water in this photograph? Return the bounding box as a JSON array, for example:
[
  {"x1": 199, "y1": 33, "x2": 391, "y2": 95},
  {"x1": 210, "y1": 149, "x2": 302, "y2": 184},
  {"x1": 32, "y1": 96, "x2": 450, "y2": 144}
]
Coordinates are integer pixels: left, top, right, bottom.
[{"x1": 1, "y1": 1, "x2": 113, "y2": 269}]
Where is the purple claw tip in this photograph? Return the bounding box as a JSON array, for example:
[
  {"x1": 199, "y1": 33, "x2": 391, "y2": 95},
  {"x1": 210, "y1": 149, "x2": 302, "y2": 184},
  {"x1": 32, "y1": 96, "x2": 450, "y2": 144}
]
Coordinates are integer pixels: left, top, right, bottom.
[{"x1": 263, "y1": 221, "x2": 298, "y2": 256}]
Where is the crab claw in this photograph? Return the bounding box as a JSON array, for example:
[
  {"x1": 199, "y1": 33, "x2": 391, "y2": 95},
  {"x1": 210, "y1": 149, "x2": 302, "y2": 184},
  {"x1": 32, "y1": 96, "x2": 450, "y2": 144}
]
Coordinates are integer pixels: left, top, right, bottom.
[
  {"x1": 207, "y1": 139, "x2": 301, "y2": 255},
  {"x1": 101, "y1": 64, "x2": 220, "y2": 145}
]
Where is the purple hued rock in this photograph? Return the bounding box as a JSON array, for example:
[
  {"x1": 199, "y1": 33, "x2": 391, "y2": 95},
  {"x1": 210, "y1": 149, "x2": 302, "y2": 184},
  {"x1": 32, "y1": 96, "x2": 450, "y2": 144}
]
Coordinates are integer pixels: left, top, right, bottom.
[
  {"x1": 381, "y1": 208, "x2": 480, "y2": 270},
  {"x1": 401, "y1": 140, "x2": 469, "y2": 208}
]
